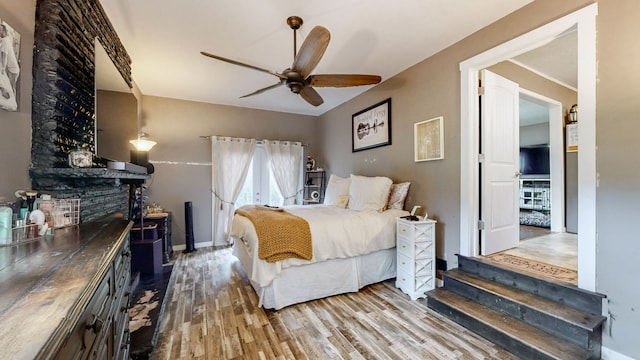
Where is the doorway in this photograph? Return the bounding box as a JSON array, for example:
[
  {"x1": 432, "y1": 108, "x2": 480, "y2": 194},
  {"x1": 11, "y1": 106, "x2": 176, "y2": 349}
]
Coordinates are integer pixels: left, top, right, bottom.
[{"x1": 459, "y1": 4, "x2": 597, "y2": 291}]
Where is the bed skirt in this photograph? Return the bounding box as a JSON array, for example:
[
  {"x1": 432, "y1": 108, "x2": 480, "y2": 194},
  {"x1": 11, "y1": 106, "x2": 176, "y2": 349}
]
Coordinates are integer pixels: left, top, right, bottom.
[{"x1": 232, "y1": 236, "x2": 397, "y2": 310}]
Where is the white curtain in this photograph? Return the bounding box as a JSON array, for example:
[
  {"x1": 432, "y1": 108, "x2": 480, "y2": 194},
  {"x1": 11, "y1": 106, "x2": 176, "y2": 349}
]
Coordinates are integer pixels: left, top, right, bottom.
[
  {"x1": 211, "y1": 136, "x2": 256, "y2": 246},
  {"x1": 264, "y1": 140, "x2": 304, "y2": 205}
]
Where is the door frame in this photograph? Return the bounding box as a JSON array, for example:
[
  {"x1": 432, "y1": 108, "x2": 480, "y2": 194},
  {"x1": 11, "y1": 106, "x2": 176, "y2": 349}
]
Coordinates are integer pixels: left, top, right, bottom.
[{"x1": 459, "y1": 4, "x2": 597, "y2": 291}]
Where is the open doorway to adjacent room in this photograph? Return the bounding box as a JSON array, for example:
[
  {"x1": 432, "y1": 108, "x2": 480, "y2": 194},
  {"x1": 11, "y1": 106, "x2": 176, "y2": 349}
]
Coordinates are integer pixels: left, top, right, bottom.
[{"x1": 460, "y1": 4, "x2": 596, "y2": 290}]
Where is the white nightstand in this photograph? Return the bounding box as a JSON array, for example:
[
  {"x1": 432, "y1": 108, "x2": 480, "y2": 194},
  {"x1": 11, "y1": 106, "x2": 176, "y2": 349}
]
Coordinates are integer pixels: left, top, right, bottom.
[{"x1": 395, "y1": 217, "x2": 436, "y2": 300}]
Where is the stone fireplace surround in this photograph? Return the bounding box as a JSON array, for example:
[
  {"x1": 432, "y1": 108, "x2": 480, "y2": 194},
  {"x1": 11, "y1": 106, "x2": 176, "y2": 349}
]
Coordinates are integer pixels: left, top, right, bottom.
[{"x1": 30, "y1": 0, "x2": 147, "y2": 222}]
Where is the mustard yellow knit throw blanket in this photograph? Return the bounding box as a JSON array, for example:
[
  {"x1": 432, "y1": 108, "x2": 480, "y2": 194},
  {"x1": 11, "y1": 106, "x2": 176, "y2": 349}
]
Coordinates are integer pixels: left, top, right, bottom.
[{"x1": 235, "y1": 205, "x2": 312, "y2": 263}]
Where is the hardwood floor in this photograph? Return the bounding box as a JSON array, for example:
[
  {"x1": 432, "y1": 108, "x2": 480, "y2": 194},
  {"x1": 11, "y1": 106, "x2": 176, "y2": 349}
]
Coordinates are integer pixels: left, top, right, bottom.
[{"x1": 151, "y1": 247, "x2": 517, "y2": 359}]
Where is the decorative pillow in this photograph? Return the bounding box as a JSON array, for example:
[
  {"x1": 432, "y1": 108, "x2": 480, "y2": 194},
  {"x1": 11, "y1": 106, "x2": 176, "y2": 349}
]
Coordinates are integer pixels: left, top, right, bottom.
[
  {"x1": 347, "y1": 175, "x2": 393, "y2": 212},
  {"x1": 323, "y1": 174, "x2": 351, "y2": 208},
  {"x1": 386, "y1": 182, "x2": 411, "y2": 210}
]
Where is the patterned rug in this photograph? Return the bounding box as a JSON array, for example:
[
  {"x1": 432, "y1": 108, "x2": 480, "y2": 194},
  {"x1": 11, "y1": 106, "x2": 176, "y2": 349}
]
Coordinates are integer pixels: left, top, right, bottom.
[
  {"x1": 128, "y1": 264, "x2": 173, "y2": 359},
  {"x1": 486, "y1": 253, "x2": 577, "y2": 285}
]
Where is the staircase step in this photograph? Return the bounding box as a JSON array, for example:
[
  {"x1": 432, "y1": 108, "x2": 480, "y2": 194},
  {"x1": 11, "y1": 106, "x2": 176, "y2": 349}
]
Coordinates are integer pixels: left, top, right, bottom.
[
  {"x1": 427, "y1": 288, "x2": 595, "y2": 360},
  {"x1": 444, "y1": 269, "x2": 604, "y2": 349},
  {"x1": 457, "y1": 255, "x2": 605, "y2": 315}
]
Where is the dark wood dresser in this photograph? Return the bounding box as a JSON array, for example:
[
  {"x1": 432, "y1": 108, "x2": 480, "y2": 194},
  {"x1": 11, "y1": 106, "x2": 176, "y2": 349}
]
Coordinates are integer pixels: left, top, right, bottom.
[{"x1": 0, "y1": 214, "x2": 133, "y2": 359}]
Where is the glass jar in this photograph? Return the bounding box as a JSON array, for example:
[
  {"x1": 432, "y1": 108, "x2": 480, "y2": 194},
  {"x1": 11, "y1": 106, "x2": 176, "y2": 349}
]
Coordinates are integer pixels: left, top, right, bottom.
[
  {"x1": 68, "y1": 147, "x2": 93, "y2": 168},
  {"x1": 37, "y1": 195, "x2": 55, "y2": 236},
  {"x1": 0, "y1": 206, "x2": 12, "y2": 245}
]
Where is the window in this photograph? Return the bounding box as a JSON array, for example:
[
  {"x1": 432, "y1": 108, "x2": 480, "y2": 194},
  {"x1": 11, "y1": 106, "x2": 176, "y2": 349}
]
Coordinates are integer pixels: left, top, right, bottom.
[{"x1": 236, "y1": 145, "x2": 284, "y2": 207}]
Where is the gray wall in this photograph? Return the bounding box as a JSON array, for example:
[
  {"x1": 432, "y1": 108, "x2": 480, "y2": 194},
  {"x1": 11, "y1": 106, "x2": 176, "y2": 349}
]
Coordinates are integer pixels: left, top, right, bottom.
[
  {"x1": 595, "y1": 0, "x2": 640, "y2": 356},
  {"x1": 520, "y1": 123, "x2": 550, "y2": 146},
  {"x1": 0, "y1": 0, "x2": 33, "y2": 204},
  {"x1": 140, "y1": 95, "x2": 319, "y2": 248}
]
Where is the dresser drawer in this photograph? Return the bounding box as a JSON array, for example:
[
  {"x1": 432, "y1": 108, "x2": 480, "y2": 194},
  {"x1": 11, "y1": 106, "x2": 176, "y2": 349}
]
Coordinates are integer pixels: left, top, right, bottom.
[
  {"x1": 56, "y1": 269, "x2": 113, "y2": 360},
  {"x1": 396, "y1": 237, "x2": 414, "y2": 257},
  {"x1": 397, "y1": 253, "x2": 434, "y2": 279},
  {"x1": 395, "y1": 268, "x2": 414, "y2": 292},
  {"x1": 397, "y1": 220, "x2": 414, "y2": 240},
  {"x1": 396, "y1": 252, "x2": 414, "y2": 275}
]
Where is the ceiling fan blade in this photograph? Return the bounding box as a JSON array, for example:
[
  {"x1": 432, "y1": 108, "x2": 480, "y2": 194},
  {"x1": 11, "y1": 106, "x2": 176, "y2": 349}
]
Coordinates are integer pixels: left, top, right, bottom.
[
  {"x1": 299, "y1": 86, "x2": 324, "y2": 106},
  {"x1": 239, "y1": 82, "x2": 283, "y2": 98},
  {"x1": 308, "y1": 74, "x2": 382, "y2": 88},
  {"x1": 200, "y1": 51, "x2": 286, "y2": 80},
  {"x1": 291, "y1": 26, "x2": 330, "y2": 78}
]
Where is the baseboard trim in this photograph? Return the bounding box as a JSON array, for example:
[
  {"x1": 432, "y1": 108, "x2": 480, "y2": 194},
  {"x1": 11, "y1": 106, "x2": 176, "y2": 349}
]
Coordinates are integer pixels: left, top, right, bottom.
[
  {"x1": 172, "y1": 241, "x2": 212, "y2": 251},
  {"x1": 601, "y1": 346, "x2": 636, "y2": 360}
]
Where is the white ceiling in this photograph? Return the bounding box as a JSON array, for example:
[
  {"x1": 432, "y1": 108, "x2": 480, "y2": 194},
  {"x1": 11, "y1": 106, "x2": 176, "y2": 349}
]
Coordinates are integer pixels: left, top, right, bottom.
[
  {"x1": 99, "y1": 0, "x2": 533, "y2": 116},
  {"x1": 517, "y1": 28, "x2": 577, "y2": 127}
]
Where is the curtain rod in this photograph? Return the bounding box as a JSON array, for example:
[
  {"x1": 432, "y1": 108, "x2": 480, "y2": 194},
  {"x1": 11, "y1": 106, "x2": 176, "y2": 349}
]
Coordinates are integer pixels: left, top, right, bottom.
[{"x1": 200, "y1": 135, "x2": 309, "y2": 146}]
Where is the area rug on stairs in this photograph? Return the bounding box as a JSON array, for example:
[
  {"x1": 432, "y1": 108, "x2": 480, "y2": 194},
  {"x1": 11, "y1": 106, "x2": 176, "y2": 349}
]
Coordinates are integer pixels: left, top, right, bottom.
[{"x1": 485, "y1": 253, "x2": 577, "y2": 285}]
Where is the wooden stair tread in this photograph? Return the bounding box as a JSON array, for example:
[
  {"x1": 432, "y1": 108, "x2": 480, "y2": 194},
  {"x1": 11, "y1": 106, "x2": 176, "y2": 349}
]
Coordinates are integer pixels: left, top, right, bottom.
[
  {"x1": 446, "y1": 268, "x2": 606, "y2": 331},
  {"x1": 466, "y1": 256, "x2": 604, "y2": 299},
  {"x1": 428, "y1": 288, "x2": 591, "y2": 360}
]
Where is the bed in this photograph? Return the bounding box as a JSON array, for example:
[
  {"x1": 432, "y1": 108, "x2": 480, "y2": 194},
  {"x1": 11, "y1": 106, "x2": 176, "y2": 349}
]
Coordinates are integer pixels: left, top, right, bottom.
[{"x1": 230, "y1": 174, "x2": 411, "y2": 309}]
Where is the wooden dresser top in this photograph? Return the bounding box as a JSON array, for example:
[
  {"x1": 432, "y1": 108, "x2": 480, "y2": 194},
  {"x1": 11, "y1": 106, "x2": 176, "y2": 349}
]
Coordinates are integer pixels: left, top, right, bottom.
[{"x1": 0, "y1": 214, "x2": 132, "y2": 359}]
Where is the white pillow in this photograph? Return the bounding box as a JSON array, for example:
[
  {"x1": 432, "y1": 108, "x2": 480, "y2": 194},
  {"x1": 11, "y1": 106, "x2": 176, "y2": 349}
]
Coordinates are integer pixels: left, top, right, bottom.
[
  {"x1": 347, "y1": 175, "x2": 393, "y2": 212},
  {"x1": 323, "y1": 174, "x2": 351, "y2": 208}
]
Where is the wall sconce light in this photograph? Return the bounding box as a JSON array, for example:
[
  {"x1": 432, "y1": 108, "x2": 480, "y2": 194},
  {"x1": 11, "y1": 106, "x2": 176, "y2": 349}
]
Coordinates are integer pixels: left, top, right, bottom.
[
  {"x1": 130, "y1": 132, "x2": 156, "y2": 174},
  {"x1": 568, "y1": 104, "x2": 578, "y2": 123},
  {"x1": 129, "y1": 132, "x2": 157, "y2": 151}
]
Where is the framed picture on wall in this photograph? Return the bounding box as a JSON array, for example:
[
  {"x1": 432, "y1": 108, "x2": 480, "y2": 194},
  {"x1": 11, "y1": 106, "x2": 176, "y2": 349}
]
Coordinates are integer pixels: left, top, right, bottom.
[
  {"x1": 414, "y1": 116, "x2": 444, "y2": 162},
  {"x1": 0, "y1": 19, "x2": 21, "y2": 112},
  {"x1": 352, "y1": 98, "x2": 391, "y2": 152}
]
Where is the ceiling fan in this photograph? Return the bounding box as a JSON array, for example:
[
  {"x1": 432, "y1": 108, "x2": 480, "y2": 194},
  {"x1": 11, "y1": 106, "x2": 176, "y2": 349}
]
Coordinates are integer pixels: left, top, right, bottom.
[{"x1": 201, "y1": 16, "x2": 381, "y2": 106}]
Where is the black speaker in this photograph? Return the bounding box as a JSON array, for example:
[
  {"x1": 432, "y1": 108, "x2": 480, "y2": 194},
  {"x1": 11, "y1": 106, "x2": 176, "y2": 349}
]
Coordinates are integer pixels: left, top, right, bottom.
[{"x1": 183, "y1": 201, "x2": 197, "y2": 253}]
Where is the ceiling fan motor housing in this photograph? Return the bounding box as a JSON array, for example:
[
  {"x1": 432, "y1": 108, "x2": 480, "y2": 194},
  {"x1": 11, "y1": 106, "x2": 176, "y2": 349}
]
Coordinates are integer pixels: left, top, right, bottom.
[{"x1": 284, "y1": 70, "x2": 305, "y2": 93}]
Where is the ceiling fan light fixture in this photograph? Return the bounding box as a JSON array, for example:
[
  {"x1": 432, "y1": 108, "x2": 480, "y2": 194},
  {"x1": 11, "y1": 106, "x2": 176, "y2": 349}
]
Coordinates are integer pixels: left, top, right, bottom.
[{"x1": 288, "y1": 82, "x2": 304, "y2": 94}]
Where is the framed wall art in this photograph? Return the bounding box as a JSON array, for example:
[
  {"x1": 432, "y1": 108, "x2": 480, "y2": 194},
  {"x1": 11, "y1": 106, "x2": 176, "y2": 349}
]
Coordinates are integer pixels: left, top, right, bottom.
[
  {"x1": 352, "y1": 98, "x2": 391, "y2": 152},
  {"x1": 414, "y1": 116, "x2": 444, "y2": 162},
  {"x1": 0, "y1": 18, "x2": 21, "y2": 112}
]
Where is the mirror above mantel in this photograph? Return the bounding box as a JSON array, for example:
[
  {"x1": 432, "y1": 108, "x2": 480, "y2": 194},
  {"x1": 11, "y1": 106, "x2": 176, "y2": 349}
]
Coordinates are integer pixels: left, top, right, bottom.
[{"x1": 94, "y1": 39, "x2": 138, "y2": 163}]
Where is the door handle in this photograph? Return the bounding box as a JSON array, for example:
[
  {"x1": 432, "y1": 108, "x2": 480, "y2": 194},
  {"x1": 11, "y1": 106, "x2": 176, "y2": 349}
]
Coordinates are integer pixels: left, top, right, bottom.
[{"x1": 515, "y1": 171, "x2": 522, "y2": 178}]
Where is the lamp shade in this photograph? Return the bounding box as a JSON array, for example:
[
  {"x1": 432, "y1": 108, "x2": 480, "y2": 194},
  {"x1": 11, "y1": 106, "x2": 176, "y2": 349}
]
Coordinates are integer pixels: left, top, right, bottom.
[{"x1": 129, "y1": 139, "x2": 157, "y2": 151}]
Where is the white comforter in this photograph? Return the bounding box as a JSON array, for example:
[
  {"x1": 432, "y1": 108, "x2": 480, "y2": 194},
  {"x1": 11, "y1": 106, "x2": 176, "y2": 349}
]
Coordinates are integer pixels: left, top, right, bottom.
[{"x1": 230, "y1": 205, "x2": 408, "y2": 287}]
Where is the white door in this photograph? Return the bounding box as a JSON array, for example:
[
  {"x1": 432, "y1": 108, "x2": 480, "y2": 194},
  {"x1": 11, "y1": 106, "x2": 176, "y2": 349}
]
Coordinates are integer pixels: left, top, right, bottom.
[
  {"x1": 480, "y1": 69, "x2": 520, "y2": 255},
  {"x1": 235, "y1": 146, "x2": 284, "y2": 207}
]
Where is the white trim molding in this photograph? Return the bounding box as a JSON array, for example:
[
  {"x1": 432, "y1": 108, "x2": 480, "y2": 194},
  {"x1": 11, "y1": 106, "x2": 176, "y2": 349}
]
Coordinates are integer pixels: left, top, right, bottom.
[{"x1": 459, "y1": 4, "x2": 598, "y2": 290}]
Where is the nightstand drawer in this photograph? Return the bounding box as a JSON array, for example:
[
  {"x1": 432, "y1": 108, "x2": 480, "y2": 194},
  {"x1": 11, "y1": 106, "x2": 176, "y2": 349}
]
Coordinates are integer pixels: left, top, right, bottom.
[
  {"x1": 395, "y1": 269, "x2": 413, "y2": 292},
  {"x1": 397, "y1": 237, "x2": 434, "y2": 260},
  {"x1": 396, "y1": 238, "x2": 414, "y2": 257},
  {"x1": 397, "y1": 220, "x2": 414, "y2": 239},
  {"x1": 397, "y1": 252, "x2": 414, "y2": 274},
  {"x1": 397, "y1": 252, "x2": 434, "y2": 278}
]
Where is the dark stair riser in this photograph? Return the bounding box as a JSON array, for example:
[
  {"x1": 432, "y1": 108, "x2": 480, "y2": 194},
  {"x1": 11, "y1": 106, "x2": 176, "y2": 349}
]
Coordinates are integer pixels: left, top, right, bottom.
[
  {"x1": 428, "y1": 296, "x2": 559, "y2": 360},
  {"x1": 457, "y1": 255, "x2": 604, "y2": 315},
  {"x1": 443, "y1": 273, "x2": 601, "y2": 350}
]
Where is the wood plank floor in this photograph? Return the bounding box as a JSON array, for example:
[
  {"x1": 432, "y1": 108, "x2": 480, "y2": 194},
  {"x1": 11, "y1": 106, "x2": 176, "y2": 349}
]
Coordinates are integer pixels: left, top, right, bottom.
[{"x1": 151, "y1": 247, "x2": 517, "y2": 360}]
